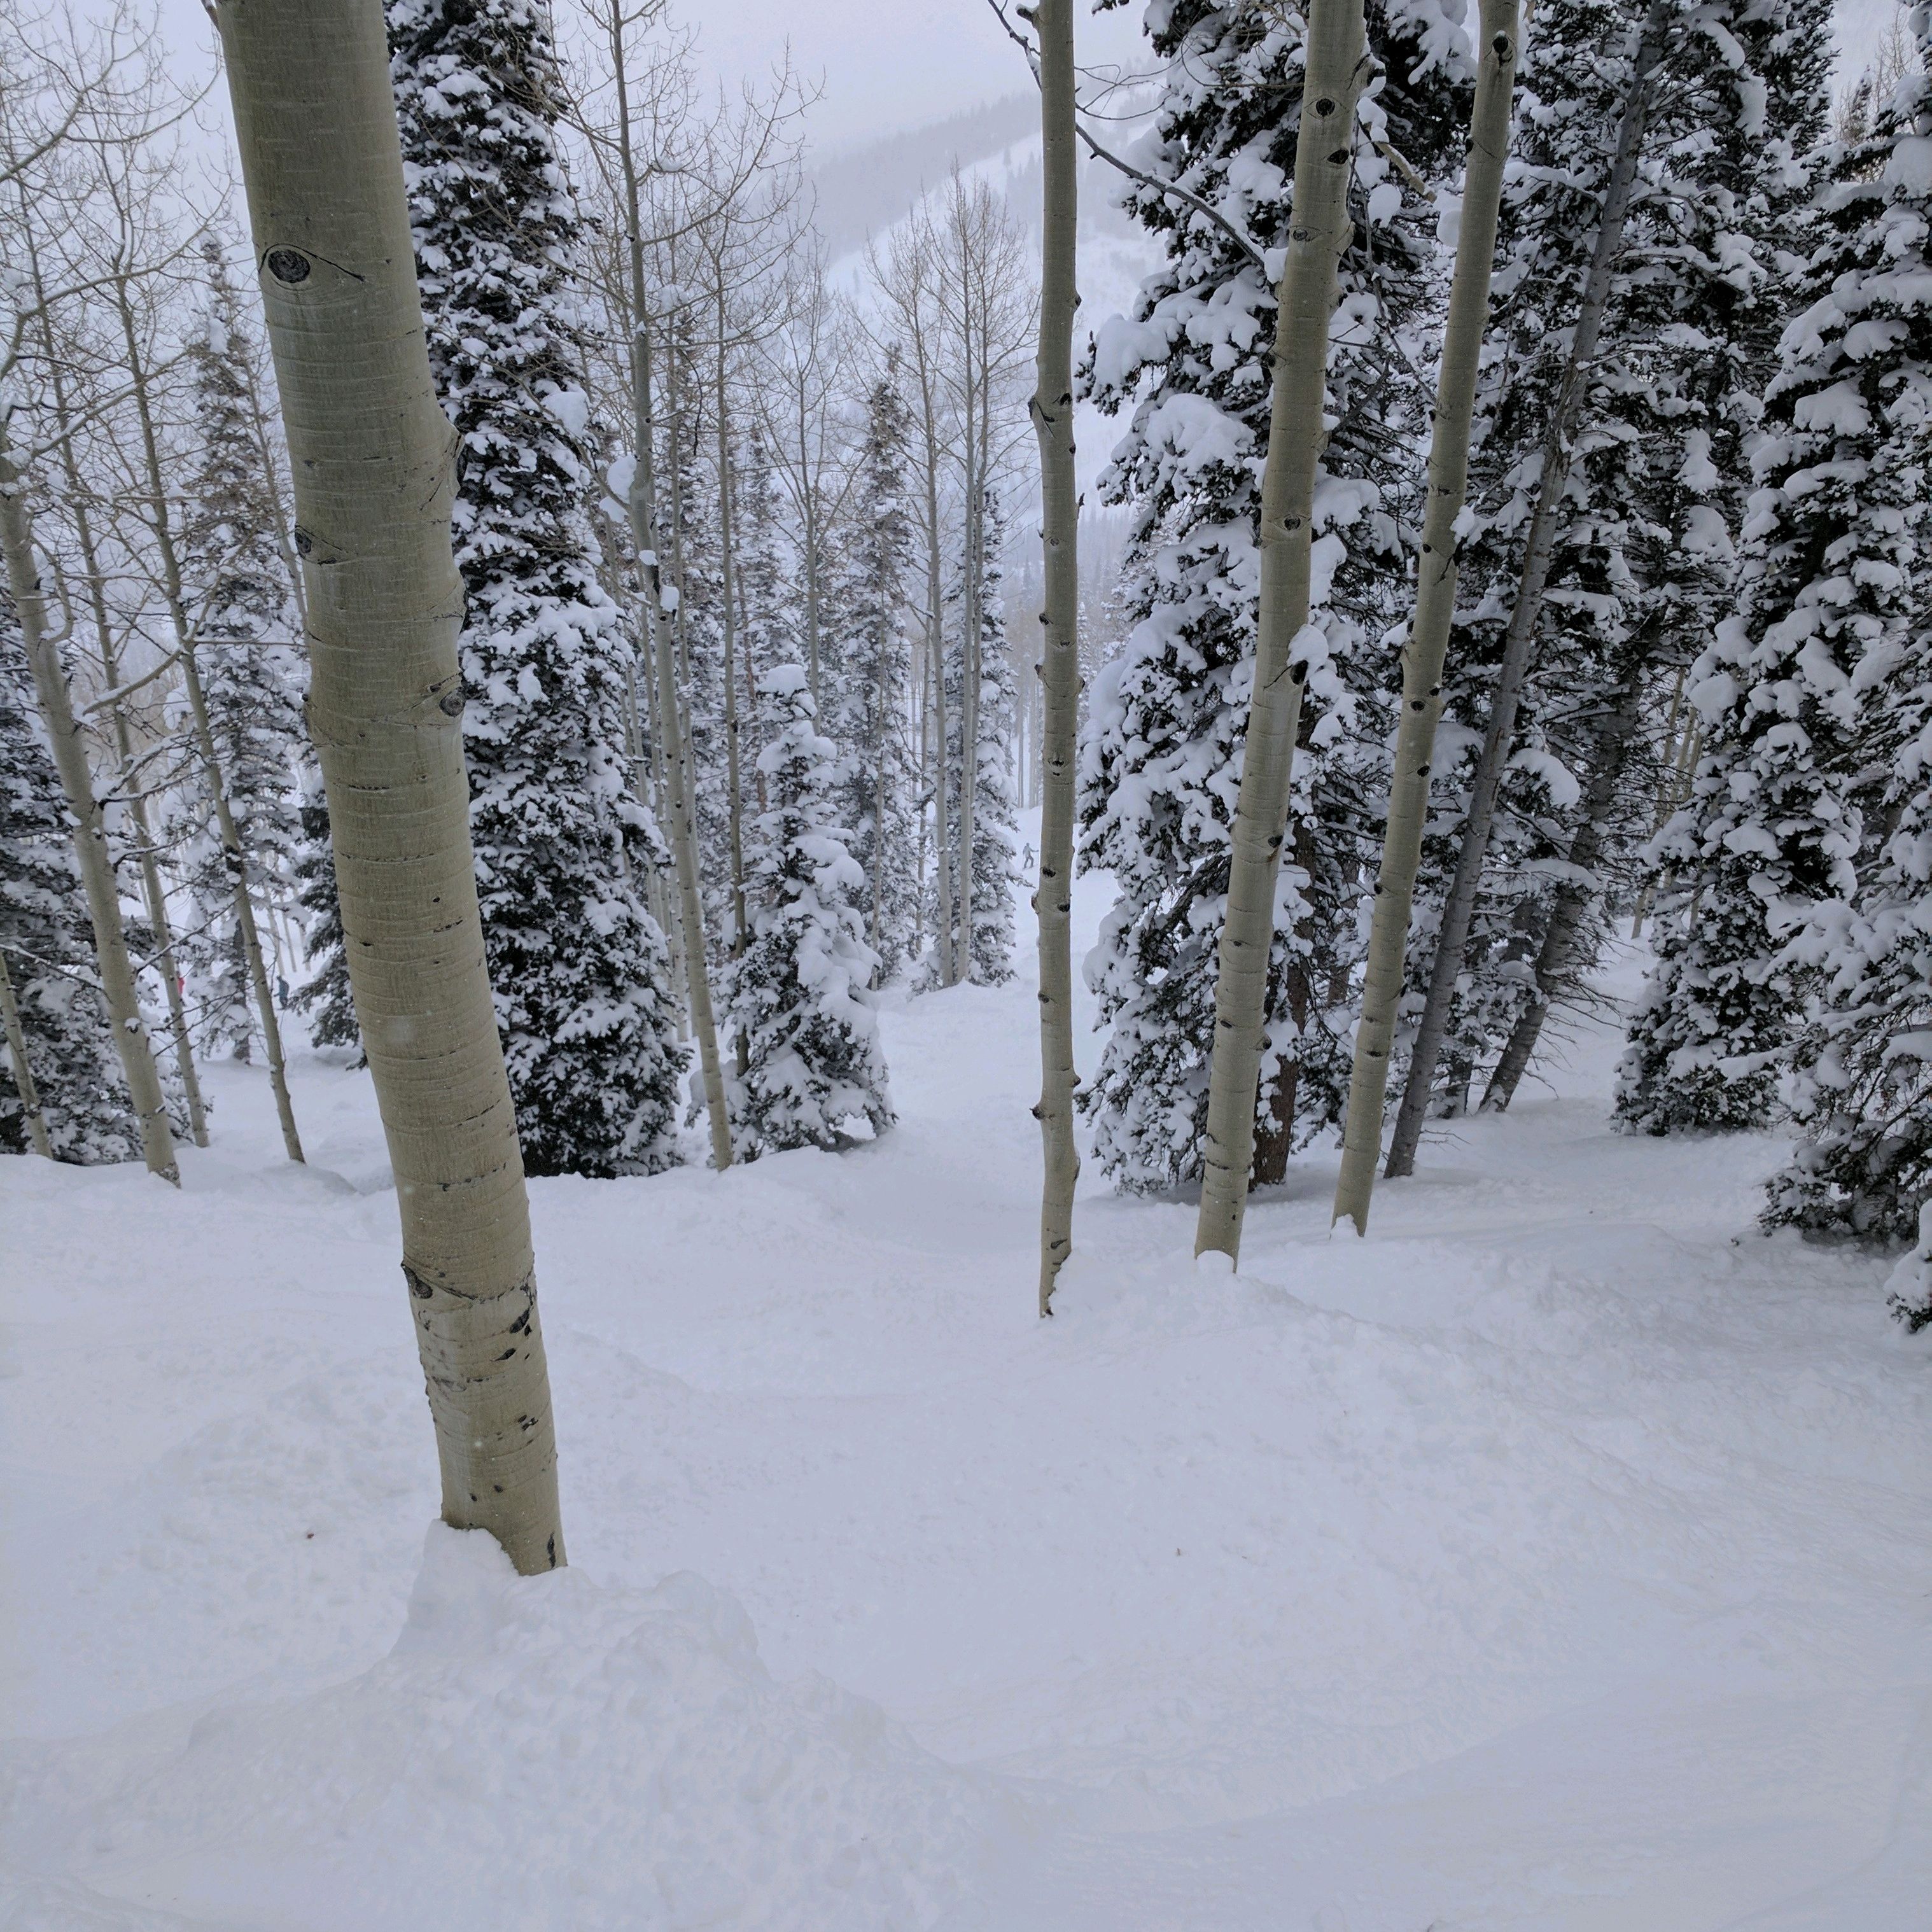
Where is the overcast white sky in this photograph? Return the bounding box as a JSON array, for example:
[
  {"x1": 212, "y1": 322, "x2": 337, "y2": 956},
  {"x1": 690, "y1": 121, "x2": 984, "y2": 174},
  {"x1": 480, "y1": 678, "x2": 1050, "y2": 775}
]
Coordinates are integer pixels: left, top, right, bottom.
[
  {"x1": 150, "y1": 0, "x2": 1904, "y2": 174},
  {"x1": 734, "y1": 0, "x2": 1907, "y2": 150},
  {"x1": 149, "y1": 0, "x2": 1147, "y2": 157},
  {"x1": 677, "y1": 0, "x2": 1147, "y2": 152}
]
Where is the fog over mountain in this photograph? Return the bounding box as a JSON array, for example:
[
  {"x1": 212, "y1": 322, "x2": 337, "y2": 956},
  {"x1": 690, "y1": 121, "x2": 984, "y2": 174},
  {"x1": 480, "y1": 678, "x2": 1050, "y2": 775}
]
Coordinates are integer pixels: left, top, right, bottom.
[
  {"x1": 143, "y1": 0, "x2": 1903, "y2": 207},
  {"x1": 804, "y1": 94, "x2": 1041, "y2": 262}
]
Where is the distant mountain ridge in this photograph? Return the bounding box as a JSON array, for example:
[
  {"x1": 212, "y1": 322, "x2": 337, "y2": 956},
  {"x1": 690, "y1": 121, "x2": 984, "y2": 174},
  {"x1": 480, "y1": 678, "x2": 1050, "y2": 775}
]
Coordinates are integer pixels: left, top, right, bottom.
[{"x1": 805, "y1": 92, "x2": 1038, "y2": 259}]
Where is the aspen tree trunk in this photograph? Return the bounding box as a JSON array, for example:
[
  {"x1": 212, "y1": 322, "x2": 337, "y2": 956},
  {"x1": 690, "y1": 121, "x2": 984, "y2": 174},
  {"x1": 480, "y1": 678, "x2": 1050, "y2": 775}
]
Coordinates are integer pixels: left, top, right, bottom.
[
  {"x1": 47, "y1": 398, "x2": 209, "y2": 1146},
  {"x1": 606, "y1": 13, "x2": 733, "y2": 1169},
  {"x1": 1481, "y1": 678, "x2": 1641, "y2": 1111},
  {"x1": 653, "y1": 372, "x2": 699, "y2": 1043},
  {"x1": 95, "y1": 655, "x2": 207, "y2": 1145},
  {"x1": 739, "y1": 577, "x2": 767, "y2": 816},
  {"x1": 24, "y1": 241, "x2": 210, "y2": 1145},
  {"x1": 0, "y1": 951, "x2": 53, "y2": 1158},
  {"x1": 270, "y1": 901, "x2": 297, "y2": 977},
  {"x1": 1, "y1": 434, "x2": 179, "y2": 1182},
  {"x1": 868, "y1": 584, "x2": 888, "y2": 954},
  {"x1": 956, "y1": 342, "x2": 979, "y2": 985},
  {"x1": 599, "y1": 515, "x2": 680, "y2": 996},
  {"x1": 923, "y1": 453, "x2": 955, "y2": 982},
  {"x1": 179, "y1": 651, "x2": 305, "y2": 1159},
  {"x1": 902, "y1": 293, "x2": 955, "y2": 980},
  {"x1": 713, "y1": 361, "x2": 750, "y2": 960},
  {"x1": 1630, "y1": 683, "x2": 1696, "y2": 937},
  {"x1": 1193, "y1": 0, "x2": 1367, "y2": 1266},
  {"x1": 113, "y1": 284, "x2": 304, "y2": 1165},
  {"x1": 959, "y1": 554, "x2": 979, "y2": 979},
  {"x1": 218, "y1": 0, "x2": 562, "y2": 1571},
  {"x1": 801, "y1": 432, "x2": 821, "y2": 710},
  {"x1": 965, "y1": 330, "x2": 999, "y2": 978},
  {"x1": 914, "y1": 617, "x2": 928, "y2": 958},
  {"x1": 1031, "y1": 0, "x2": 1080, "y2": 1316},
  {"x1": 1014, "y1": 665, "x2": 1026, "y2": 811},
  {"x1": 1651, "y1": 664, "x2": 1686, "y2": 827},
  {"x1": 1627, "y1": 670, "x2": 1683, "y2": 939},
  {"x1": 20, "y1": 239, "x2": 207, "y2": 1149},
  {"x1": 1383, "y1": 0, "x2": 1671, "y2": 1182},
  {"x1": 1329, "y1": 0, "x2": 1518, "y2": 1234}
]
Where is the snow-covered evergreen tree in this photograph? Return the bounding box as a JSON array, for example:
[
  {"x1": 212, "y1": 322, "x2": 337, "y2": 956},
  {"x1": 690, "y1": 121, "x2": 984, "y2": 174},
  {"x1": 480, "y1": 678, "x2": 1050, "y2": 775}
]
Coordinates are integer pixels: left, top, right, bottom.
[
  {"x1": 289, "y1": 776, "x2": 360, "y2": 1060},
  {"x1": 834, "y1": 357, "x2": 921, "y2": 979},
  {"x1": 167, "y1": 235, "x2": 306, "y2": 1063},
  {"x1": 720, "y1": 662, "x2": 893, "y2": 1156},
  {"x1": 942, "y1": 487, "x2": 1019, "y2": 987},
  {"x1": 736, "y1": 421, "x2": 800, "y2": 742},
  {"x1": 1616, "y1": 10, "x2": 1894, "y2": 1140},
  {"x1": 1396, "y1": 0, "x2": 1817, "y2": 1120},
  {"x1": 1748, "y1": 13, "x2": 1932, "y2": 1254},
  {"x1": 389, "y1": 0, "x2": 684, "y2": 1176},
  {"x1": 1076, "y1": 0, "x2": 1468, "y2": 1191},
  {"x1": 0, "y1": 599, "x2": 136, "y2": 1161}
]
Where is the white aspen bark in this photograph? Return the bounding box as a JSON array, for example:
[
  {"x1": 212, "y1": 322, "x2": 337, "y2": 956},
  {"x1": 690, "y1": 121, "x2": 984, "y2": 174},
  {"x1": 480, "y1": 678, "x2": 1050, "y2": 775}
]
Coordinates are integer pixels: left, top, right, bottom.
[
  {"x1": 177, "y1": 647, "x2": 306, "y2": 1163},
  {"x1": 105, "y1": 695, "x2": 206, "y2": 1144},
  {"x1": 1, "y1": 433, "x2": 179, "y2": 1184},
  {"x1": 966, "y1": 307, "x2": 998, "y2": 980},
  {"x1": 1193, "y1": 0, "x2": 1367, "y2": 1266},
  {"x1": 713, "y1": 355, "x2": 750, "y2": 960},
  {"x1": 736, "y1": 537, "x2": 767, "y2": 820},
  {"x1": 1031, "y1": 0, "x2": 1080, "y2": 1317},
  {"x1": 112, "y1": 283, "x2": 304, "y2": 1165},
  {"x1": 21, "y1": 225, "x2": 209, "y2": 1149},
  {"x1": 922, "y1": 426, "x2": 955, "y2": 984},
  {"x1": 606, "y1": 15, "x2": 733, "y2": 1170},
  {"x1": 0, "y1": 950, "x2": 53, "y2": 1159},
  {"x1": 270, "y1": 900, "x2": 298, "y2": 981},
  {"x1": 871, "y1": 734, "x2": 888, "y2": 955},
  {"x1": 801, "y1": 424, "x2": 821, "y2": 711},
  {"x1": 650, "y1": 675, "x2": 692, "y2": 1043},
  {"x1": 1382, "y1": 0, "x2": 1672, "y2": 1183},
  {"x1": 955, "y1": 319, "x2": 979, "y2": 988},
  {"x1": 25, "y1": 238, "x2": 210, "y2": 1145},
  {"x1": 1329, "y1": 0, "x2": 1519, "y2": 1235},
  {"x1": 1634, "y1": 723, "x2": 1700, "y2": 935},
  {"x1": 914, "y1": 613, "x2": 928, "y2": 958},
  {"x1": 218, "y1": 0, "x2": 563, "y2": 1572},
  {"x1": 45, "y1": 383, "x2": 209, "y2": 1145},
  {"x1": 1630, "y1": 673, "x2": 1695, "y2": 938}
]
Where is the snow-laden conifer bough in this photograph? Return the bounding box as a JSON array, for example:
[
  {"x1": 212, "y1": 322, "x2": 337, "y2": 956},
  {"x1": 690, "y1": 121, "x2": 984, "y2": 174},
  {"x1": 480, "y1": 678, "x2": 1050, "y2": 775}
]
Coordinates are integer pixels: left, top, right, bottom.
[{"x1": 718, "y1": 662, "x2": 894, "y2": 1159}]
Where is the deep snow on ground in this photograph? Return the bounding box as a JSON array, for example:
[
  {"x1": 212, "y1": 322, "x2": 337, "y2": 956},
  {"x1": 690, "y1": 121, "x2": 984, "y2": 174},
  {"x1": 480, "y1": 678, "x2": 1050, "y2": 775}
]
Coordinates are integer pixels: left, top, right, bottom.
[{"x1": 4, "y1": 851, "x2": 1930, "y2": 1931}]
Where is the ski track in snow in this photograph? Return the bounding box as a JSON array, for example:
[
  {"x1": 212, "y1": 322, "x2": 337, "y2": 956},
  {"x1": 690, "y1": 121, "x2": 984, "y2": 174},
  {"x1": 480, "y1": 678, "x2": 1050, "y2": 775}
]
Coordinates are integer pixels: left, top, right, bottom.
[{"x1": 3, "y1": 843, "x2": 1929, "y2": 1929}]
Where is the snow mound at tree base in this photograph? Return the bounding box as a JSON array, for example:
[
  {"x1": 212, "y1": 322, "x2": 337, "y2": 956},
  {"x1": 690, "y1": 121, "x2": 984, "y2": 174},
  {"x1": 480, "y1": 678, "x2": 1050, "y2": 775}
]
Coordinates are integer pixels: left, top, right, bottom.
[{"x1": 2, "y1": 1525, "x2": 1018, "y2": 1931}]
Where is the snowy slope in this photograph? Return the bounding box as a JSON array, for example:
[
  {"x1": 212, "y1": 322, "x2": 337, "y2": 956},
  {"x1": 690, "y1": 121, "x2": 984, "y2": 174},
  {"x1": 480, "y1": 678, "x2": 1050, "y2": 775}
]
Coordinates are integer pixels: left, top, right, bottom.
[{"x1": 3, "y1": 846, "x2": 1929, "y2": 1929}]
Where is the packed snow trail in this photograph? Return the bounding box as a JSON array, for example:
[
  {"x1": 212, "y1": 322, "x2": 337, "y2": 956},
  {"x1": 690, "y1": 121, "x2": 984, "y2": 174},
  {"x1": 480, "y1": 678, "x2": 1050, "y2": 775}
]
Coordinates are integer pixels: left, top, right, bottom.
[{"x1": 3, "y1": 852, "x2": 1929, "y2": 1928}]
